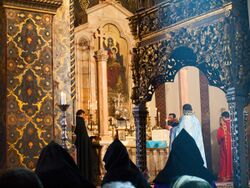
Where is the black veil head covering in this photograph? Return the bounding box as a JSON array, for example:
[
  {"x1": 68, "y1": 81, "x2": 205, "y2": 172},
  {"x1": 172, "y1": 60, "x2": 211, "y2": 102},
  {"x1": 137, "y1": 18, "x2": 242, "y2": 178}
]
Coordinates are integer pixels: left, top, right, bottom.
[
  {"x1": 154, "y1": 129, "x2": 216, "y2": 186},
  {"x1": 103, "y1": 138, "x2": 130, "y2": 171},
  {"x1": 102, "y1": 139, "x2": 151, "y2": 188},
  {"x1": 35, "y1": 141, "x2": 95, "y2": 188},
  {"x1": 0, "y1": 168, "x2": 43, "y2": 188}
]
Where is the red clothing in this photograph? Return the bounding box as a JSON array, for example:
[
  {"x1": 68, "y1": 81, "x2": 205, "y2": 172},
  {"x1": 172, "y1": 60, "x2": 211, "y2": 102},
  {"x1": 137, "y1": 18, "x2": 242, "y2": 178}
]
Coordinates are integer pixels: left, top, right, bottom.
[{"x1": 217, "y1": 118, "x2": 233, "y2": 181}]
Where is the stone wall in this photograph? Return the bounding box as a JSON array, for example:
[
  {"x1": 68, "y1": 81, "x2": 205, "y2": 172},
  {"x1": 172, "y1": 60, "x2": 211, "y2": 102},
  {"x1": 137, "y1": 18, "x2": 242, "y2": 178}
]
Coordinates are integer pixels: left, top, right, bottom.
[{"x1": 53, "y1": 0, "x2": 73, "y2": 144}]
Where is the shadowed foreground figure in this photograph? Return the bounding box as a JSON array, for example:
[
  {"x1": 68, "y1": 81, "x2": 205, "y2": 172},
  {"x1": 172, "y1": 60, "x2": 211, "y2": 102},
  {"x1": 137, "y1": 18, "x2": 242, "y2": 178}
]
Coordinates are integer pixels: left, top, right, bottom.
[
  {"x1": 172, "y1": 175, "x2": 212, "y2": 188},
  {"x1": 102, "y1": 138, "x2": 151, "y2": 188},
  {"x1": 0, "y1": 168, "x2": 43, "y2": 188},
  {"x1": 154, "y1": 129, "x2": 216, "y2": 188},
  {"x1": 35, "y1": 141, "x2": 95, "y2": 188},
  {"x1": 102, "y1": 181, "x2": 136, "y2": 188}
]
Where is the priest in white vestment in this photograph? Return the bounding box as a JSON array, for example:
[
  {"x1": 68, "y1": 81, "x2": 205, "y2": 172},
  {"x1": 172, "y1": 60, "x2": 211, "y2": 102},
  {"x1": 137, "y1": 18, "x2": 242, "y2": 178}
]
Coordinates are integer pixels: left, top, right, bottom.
[{"x1": 170, "y1": 104, "x2": 207, "y2": 167}]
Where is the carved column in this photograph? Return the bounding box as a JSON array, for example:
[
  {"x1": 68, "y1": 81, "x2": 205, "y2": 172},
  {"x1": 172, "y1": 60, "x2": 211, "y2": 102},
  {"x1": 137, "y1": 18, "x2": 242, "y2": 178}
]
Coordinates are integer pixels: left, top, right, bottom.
[
  {"x1": 227, "y1": 1, "x2": 250, "y2": 187},
  {"x1": 133, "y1": 102, "x2": 148, "y2": 172},
  {"x1": 95, "y1": 49, "x2": 109, "y2": 136},
  {"x1": 199, "y1": 72, "x2": 212, "y2": 171},
  {"x1": 226, "y1": 87, "x2": 249, "y2": 188}
]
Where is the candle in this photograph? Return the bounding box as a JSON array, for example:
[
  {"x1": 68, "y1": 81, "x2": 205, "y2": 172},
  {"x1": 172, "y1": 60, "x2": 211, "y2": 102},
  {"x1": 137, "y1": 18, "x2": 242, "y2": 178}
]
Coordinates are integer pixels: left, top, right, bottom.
[
  {"x1": 158, "y1": 111, "x2": 160, "y2": 124},
  {"x1": 60, "y1": 92, "x2": 66, "y2": 105},
  {"x1": 88, "y1": 100, "x2": 90, "y2": 110}
]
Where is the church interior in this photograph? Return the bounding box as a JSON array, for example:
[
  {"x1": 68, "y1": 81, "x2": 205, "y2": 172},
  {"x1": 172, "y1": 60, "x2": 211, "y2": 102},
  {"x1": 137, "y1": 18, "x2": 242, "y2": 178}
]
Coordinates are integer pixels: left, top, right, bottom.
[{"x1": 0, "y1": 0, "x2": 250, "y2": 187}]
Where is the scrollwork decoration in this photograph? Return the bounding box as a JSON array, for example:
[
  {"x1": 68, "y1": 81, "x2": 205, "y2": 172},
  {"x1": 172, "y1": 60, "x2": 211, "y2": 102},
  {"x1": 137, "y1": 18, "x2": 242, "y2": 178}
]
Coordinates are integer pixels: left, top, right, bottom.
[
  {"x1": 129, "y1": 0, "x2": 231, "y2": 38},
  {"x1": 132, "y1": 18, "x2": 236, "y2": 103}
]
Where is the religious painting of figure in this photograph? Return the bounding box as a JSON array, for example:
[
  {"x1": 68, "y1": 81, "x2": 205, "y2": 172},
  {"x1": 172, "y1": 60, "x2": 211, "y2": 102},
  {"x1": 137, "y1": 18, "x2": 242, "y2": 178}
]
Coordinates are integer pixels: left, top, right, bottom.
[
  {"x1": 102, "y1": 24, "x2": 129, "y2": 118},
  {"x1": 103, "y1": 37, "x2": 128, "y2": 94}
]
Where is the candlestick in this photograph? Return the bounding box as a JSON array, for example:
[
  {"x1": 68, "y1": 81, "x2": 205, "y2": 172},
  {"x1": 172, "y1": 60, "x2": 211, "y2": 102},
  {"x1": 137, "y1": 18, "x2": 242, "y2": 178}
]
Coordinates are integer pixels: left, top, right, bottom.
[
  {"x1": 58, "y1": 104, "x2": 70, "y2": 150},
  {"x1": 60, "y1": 92, "x2": 67, "y2": 105}
]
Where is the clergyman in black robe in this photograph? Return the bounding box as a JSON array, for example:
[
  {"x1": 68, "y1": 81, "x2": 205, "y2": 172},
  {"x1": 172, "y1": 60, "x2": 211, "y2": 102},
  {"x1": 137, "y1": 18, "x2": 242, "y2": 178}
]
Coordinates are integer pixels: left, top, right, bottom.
[
  {"x1": 102, "y1": 138, "x2": 151, "y2": 188},
  {"x1": 154, "y1": 129, "x2": 216, "y2": 188},
  {"x1": 35, "y1": 141, "x2": 95, "y2": 188},
  {"x1": 74, "y1": 109, "x2": 98, "y2": 184}
]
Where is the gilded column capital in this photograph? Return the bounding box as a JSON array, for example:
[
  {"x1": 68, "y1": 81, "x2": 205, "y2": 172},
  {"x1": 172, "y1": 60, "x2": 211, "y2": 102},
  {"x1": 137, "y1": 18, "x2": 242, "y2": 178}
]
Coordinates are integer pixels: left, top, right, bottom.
[
  {"x1": 2, "y1": 0, "x2": 62, "y2": 14},
  {"x1": 94, "y1": 49, "x2": 108, "y2": 62}
]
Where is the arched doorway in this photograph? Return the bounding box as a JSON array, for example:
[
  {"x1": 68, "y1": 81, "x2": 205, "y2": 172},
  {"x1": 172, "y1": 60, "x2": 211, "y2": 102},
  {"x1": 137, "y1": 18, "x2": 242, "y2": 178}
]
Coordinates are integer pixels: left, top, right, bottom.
[
  {"x1": 131, "y1": 43, "x2": 229, "y2": 170},
  {"x1": 148, "y1": 65, "x2": 229, "y2": 177}
]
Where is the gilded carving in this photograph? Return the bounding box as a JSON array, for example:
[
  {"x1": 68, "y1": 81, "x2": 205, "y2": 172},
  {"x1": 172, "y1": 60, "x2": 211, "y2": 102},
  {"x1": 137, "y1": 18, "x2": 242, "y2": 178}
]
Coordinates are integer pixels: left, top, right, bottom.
[
  {"x1": 130, "y1": 1, "x2": 250, "y2": 187},
  {"x1": 131, "y1": 18, "x2": 235, "y2": 103},
  {"x1": 2, "y1": 0, "x2": 62, "y2": 13},
  {"x1": 129, "y1": 0, "x2": 231, "y2": 39}
]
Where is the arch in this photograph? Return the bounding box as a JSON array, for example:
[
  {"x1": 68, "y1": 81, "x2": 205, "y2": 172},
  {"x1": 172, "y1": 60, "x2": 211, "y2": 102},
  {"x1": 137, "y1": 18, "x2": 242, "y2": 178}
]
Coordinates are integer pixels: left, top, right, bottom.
[
  {"x1": 100, "y1": 20, "x2": 135, "y2": 47},
  {"x1": 133, "y1": 19, "x2": 230, "y2": 104},
  {"x1": 146, "y1": 45, "x2": 226, "y2": 102}
]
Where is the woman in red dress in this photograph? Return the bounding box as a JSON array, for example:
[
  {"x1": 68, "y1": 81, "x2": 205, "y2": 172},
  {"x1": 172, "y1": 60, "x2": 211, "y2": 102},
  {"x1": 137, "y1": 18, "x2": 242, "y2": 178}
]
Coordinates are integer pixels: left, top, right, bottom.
[{"x1": 217, "y1": 111, "x2": 233, "y2": 182}]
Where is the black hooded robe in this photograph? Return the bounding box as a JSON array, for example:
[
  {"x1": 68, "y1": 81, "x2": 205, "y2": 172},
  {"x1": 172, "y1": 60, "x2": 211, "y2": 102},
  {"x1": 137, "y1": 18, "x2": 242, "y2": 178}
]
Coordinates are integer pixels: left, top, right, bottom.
[
  {"x1": 101, "y1": 138, "x2": 151, "y2": 188},
  {"x1": 74, "y1": 116, "x2": 98, "y2": 183},
  {"x1": 35, "y1": 141, "x2": 95, "y2": 188},
  {"x1": 154, "y1": 129, "x2": 216, "y2": 188}
]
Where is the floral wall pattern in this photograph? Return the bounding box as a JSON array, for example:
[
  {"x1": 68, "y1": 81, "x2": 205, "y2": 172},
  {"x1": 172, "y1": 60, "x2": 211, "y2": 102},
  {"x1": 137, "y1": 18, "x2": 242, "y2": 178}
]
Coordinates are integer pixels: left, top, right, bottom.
[
  {"x1": 0, "y1": 8, "x2": 7, "y2": 168},
  {"x1": 5, "y1": 9, "x2": 54, "y2": 169}
]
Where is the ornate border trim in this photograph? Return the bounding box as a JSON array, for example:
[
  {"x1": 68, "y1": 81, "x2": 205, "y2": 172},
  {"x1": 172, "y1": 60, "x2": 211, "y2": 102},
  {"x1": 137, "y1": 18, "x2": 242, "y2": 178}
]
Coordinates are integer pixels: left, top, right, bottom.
[
  {"x1": 140, "y1": 3, "x2": 232, "y2": 43},
  {"x1": 2, "y1": 0, "x2": 62, "y2": 14}
]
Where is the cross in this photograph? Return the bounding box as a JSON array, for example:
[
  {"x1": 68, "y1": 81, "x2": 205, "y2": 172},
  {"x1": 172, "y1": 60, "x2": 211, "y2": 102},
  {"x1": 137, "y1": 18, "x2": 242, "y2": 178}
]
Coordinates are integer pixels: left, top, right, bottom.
[{"x1": 93, "y1": 27, "x2": 106, "y2": 50}]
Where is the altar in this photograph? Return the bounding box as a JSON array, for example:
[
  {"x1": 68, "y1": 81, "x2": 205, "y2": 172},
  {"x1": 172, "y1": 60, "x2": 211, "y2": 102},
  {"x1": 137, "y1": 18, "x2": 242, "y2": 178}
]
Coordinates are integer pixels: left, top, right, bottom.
[{"x1": 90, "y1": 127, "x2": 170, "y2": 182}]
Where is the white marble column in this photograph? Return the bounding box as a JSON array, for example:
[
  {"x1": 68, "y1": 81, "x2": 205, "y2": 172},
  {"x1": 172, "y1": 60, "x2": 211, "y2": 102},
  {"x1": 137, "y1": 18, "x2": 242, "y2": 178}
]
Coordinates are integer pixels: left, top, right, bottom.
[
  {"x1": 178, "y1": 68, "x2": 188, "y2": 113},
  {"x1": 95, "y1": 49, "x2": 109, "y2": 136}
]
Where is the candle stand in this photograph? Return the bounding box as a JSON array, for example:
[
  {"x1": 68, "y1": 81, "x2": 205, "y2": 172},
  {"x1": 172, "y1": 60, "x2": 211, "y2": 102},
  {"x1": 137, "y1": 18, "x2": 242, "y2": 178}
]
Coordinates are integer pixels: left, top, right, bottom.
[{"x1": 58, "y1": 104, "x2": 70, "y2": 150}]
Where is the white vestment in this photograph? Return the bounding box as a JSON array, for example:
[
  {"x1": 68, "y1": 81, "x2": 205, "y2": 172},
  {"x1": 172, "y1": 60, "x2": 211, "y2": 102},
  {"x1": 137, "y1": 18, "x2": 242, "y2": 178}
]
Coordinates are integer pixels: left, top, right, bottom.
[{"x1": 171, "y1": 114, "x2": 207, "y2": 167}]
